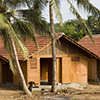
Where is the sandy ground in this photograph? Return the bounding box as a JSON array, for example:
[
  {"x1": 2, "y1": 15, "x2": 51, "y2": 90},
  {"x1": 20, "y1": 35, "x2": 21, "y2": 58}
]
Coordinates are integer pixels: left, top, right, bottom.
[
  {"x1": 58, "y1": 84, "x2": 100, "y2": 100},
  {"x1": 0, "y1": 84, "x2": 23, "y2": 100},
  {"x1": 1, "y1": 83, "x2": 100, "y2": 100}
]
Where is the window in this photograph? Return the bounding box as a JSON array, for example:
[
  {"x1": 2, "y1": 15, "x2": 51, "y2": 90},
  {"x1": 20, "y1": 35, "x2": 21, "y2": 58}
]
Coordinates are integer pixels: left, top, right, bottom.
[{"x1": 30, "y1": 58, "x2": 37, "y2": 69}]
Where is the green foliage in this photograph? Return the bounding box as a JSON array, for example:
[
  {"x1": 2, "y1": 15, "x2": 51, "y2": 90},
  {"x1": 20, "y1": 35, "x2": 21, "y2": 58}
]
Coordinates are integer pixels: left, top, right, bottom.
[
  {"x1": 86, "y1": 16, "x2": 100, "y2": 34},
  {"x1": 18, "y1": 9, "x2": 49, "y2": 34},
  {"x1": 12, "y1": 21, "x2": 36, "y2": 42},
  {"x1": 55, "y1": 20, "x2": 87, "y2": 41},
  {"x1": 0, "y1": 16, "x2": 29, "y2": 74},
  {"x1": 55, "y1": 16, "x2": 100, "y2": 41},
  {"x1": 0, "y1": 0, "x2": 34, "y2": 74},
  {"x1": 0, "y1": 14, "x2": 9, "y2": 29},
  {"x1": 17, "y1": 0, "x2": 63, "y2": 34},
  {"x1": 75, "y1": 0, "x2": 100, "y2": 18},
  {"x1": 67, "y1": 0, "x2": 94, "y2": 43}
]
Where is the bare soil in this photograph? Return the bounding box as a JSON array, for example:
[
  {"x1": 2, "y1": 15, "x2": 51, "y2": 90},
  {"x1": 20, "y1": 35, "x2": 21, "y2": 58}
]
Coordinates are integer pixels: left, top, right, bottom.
[
  {"x1": 57, "y1": 83, "x2": 100, "y2": 100},
  {"x1": 1, "y1": 83, "x2": 100, "y2": 100}
]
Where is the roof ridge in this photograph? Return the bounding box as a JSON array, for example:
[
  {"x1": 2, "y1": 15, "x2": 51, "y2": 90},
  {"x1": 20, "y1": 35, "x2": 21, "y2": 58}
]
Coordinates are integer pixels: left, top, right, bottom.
[{"x1": 85, "y1": 34, "x2": 100, "y2": 37}]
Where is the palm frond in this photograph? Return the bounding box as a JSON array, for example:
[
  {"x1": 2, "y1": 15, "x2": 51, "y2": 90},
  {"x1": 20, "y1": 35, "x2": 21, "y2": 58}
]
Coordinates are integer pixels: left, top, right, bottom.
[
  {"x1": 24, "y1": 0, "x2": 31, "y2": 8},
  {"x1": 49, "y1": 0, "x2": 62, "y2": 25},
  {"x1": 7, "y1": 20, "x2": 29, "y2": 59},
  {"x1": 4, "y1": 0, "x2": 24, "y2": 8},
  {"x1": 13, "y1": 22, "x2": 36, "y2": 41},
  {"x1": 1, "y1": 29, "x2": 18, "y2": 74},
  {"x1": 74, "y1": 0, "x2": 100, "y2": 18},
  {"x1": 32, "y1": 0, "x2": 46, "y2": 10},
  {"x1": 55, "y1": 0, "x2": 60, "y2": 8},
  {"x1": 15, "y1": 0, "x2": 62, "y2": 34},
  {"x1": 5, "y1": 38, "x2": 18, "y2": 74},
  {"x1": 67, "y1": 0, "x2": 94, "y2": 43},
  {"x1": 11, "y1": 16, "x2": 37, "y2": 44},
  {"x1": 0, "y1": 14, "x2": 9, "y2": 29},
  {"x1": 17, "y1": 9, "x2": 49, "y2": 35}
]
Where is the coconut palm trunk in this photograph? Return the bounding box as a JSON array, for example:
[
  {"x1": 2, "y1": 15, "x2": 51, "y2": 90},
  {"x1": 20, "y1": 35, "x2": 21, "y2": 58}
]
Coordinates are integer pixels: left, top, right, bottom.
[
  {"x1": 10, "y1": 38, "x2": 32, "y2": 96},
  {"x1": 49, "y1": 2, "x2": 57, "y2": 92}
]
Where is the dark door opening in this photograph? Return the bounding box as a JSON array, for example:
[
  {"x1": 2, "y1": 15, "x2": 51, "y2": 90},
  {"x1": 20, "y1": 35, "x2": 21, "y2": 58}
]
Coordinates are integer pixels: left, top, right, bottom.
[
  {"x1": 2, "y1": 62, "x2": 13, "y2": 83},
  {"x1": 40, "y1": 58, "x2": 53, "y2": 85}
]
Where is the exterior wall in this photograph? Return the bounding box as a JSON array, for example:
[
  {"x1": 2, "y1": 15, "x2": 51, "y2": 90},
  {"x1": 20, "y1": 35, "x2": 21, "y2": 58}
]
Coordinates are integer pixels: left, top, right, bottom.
[
  {"x1": 0, "y1": 37, "x2": 99, "y2": 86},
  {"x1": 27, "y1": 57, "x2": 40, "y2": 86},
  {"x1": 0, "y1": 61, "x2": 2, "y2": 83},
  {"x1": 34, "y1": 41, "x2": 68, "y2": 56},
  {"x1": 88, "y1": 58, "x2": 97, "y2": 81},
  {"x1": 62, "y1": 55, "x2": 88, "y2": 84},
  {"x1": 62, "y1": 56, "x2": 71, "y2": 83},
  {"x1": 13, "y1": 61, "x2": 27, "y2": 86},
  {"x1": 35, "y1": 38, "x2": 89, "y2": 84},
  {"x1": 29, "y1": 55, "x2": 89, "y2": 85},
  {"x1": 27, "y1": 37, "x2": 98, "y2": 85}
]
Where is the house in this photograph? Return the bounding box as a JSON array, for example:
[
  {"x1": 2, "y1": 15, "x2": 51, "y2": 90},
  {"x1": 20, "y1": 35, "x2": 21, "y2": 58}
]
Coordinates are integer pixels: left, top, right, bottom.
[
  {"x1": 0, "y1": 33, "x2": 99, "y2": 87},
  {"x1": 78, "y1": 35, "x2": 100, "y2": 81}
]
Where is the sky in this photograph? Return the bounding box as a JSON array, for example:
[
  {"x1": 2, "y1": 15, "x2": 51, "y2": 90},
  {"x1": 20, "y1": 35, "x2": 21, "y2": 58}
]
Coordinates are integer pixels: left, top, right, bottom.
[{"x1": 42, "y1": 0, "x2": 100, "y2": 23}]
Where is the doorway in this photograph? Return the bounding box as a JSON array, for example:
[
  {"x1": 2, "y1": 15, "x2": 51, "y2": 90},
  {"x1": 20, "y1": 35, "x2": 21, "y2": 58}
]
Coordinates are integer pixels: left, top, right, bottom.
[
  {"x1": 40, "y1": 58, "x2": 53, "y2": 85},
  {"x1": 2, "y1": 62, "x2": 13, "y2": 83}
]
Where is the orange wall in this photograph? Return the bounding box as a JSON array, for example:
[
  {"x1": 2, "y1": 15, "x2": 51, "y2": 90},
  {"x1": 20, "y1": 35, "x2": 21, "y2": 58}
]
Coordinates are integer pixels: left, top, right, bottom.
[
  {"x1": 88, "y1": 58, "x2": 97, "y2": 81},
  {"x1": 27, "y1": 57, "x2": 40, "y2": 86},
  {"x1": 26, "y1": 38, "x2": 98, "y2": 85},
  {"x1": 62, "y1": 55, "x2": 88, "y2": 84}
]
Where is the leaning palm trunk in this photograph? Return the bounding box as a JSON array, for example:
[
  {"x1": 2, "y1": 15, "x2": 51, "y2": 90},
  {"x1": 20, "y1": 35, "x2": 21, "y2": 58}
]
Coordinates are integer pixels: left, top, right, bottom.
[
  {"x1": 10, "y1": 38, "x2": 32, "y2": 96},
  {"x1": 49, "y1": 2, "x2": 57, "y2": 92}
]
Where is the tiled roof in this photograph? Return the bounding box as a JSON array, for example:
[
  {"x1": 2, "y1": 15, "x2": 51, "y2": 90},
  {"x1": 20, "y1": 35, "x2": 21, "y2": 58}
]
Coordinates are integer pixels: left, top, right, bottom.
[
  {"x1": 1, "y1": 33, "x2": 99, "y2": 61},
  {"x1": 78, "y1": 35, "x2": 100, "y2": 58},
  {"x1": 0, "y1": 33, "x2": 63, "y2": 60},
  {"x1": 0, "y1": 35, "x2": 51, "y2": 60}
]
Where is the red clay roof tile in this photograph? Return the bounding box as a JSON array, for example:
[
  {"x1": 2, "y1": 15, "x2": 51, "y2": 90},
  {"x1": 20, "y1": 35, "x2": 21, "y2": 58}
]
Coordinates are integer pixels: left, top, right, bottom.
[
  {"x1": 0, "y1": 35, "x2": 51, "y2": 60},
  {"x1": 78, "y1": 35, "x2": 100, "y2": 57},
  {"x1": 0, "y1": 33, "x2": 63, "y2": 60}
]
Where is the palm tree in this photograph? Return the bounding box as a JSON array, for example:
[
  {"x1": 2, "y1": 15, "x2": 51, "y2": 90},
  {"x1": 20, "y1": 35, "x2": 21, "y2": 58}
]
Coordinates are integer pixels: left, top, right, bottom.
[
  {"x1": 0, "y1": 0, "x2": 52, "y2": 96},
  {"x1": 3, "y1": 0, "x2": 99, "y2": 93},
  {"x1": 66, "y1": 0, "x2": 100, "y2": 42},
  {"x1": 49, "y1": 1, "x2": 57, "y2": 92},
  {"x1": 17, "y1": 0, "x2": 62, "y2": 92},
  {"x1": 0, "y1": 1, "x2": 40, "y2": 96},
  {"x1": 0, "y1": 16, "x2": 32, "y2": 96},
  {"x1": 16, "y1": 0, "x2": 100, "y2": 92},
  {"x1": 49, "y1": 0, "x2": 63, "y2": 92}
]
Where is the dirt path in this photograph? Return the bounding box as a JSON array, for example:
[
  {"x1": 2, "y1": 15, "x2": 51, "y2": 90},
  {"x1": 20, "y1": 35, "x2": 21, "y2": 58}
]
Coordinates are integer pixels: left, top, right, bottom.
[
  {"x1": 0, "y1": 89, "x2": 22, "y2": 100},
  {"x1": 0, "y1": 84, "x2": 70, "y2": 100},
  {"x1": 0, "y1": 84, "x2": 23, "y2": 100},
  {"x1": 58, "y1": 84, "x2": 100, "y2": 100},
  {"x1": 0, "y1": 84, "x2": 100, "y2": 100}
]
